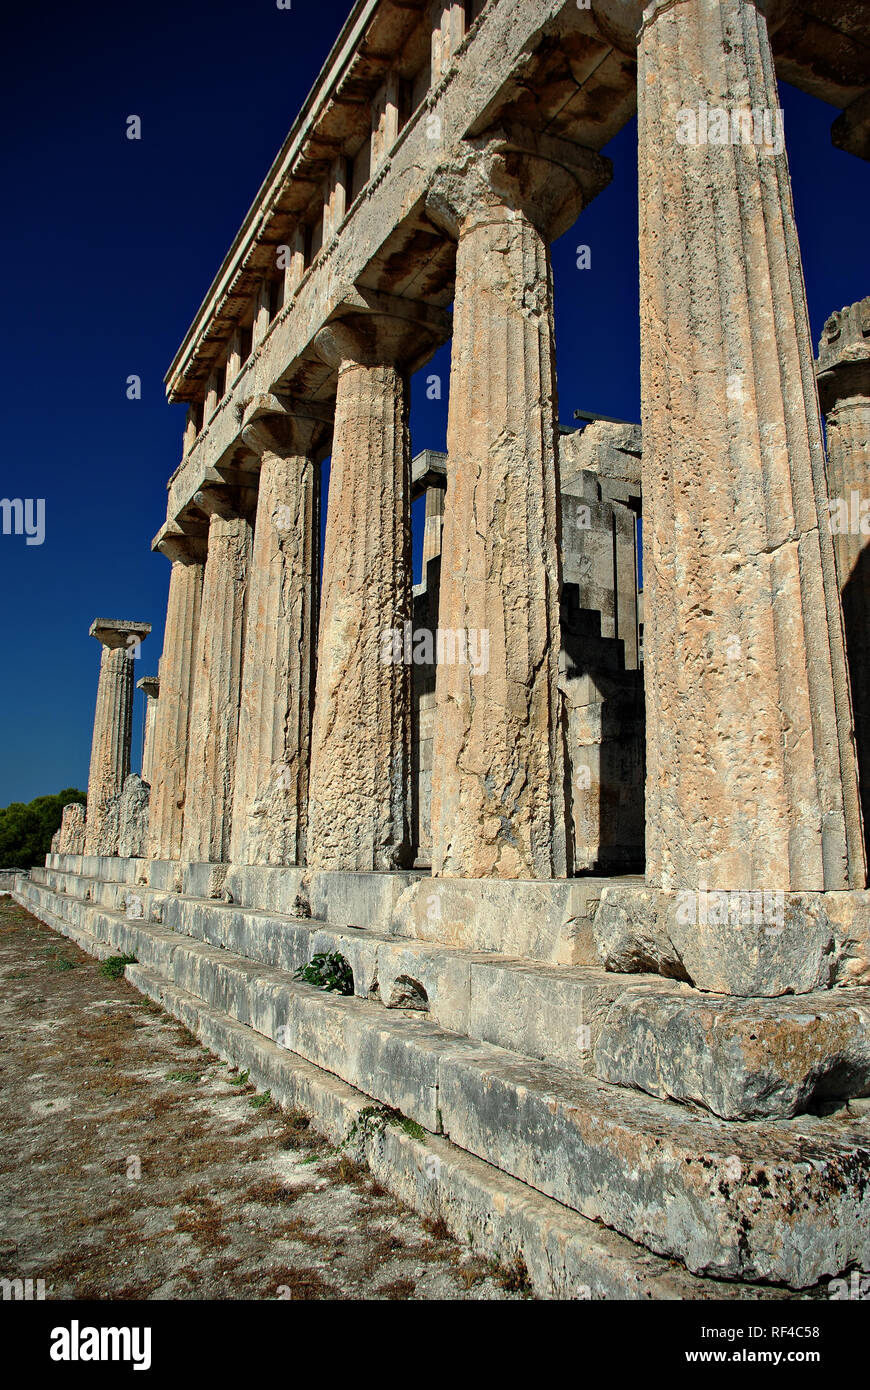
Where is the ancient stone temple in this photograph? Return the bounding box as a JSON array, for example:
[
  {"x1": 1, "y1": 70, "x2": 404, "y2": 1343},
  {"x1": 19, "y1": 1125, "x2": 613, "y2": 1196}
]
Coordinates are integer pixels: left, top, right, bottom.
[{"x1": 16, "y1": 0, "x2": 870, "y2": 1297}]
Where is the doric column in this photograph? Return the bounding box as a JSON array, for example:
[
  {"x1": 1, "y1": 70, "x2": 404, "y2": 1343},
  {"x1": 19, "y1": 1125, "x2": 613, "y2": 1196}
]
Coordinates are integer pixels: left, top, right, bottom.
[
  {"x1": 230, "y1": 396, "x2": 330, "y2": 866},
  {"x1": 84, "y1": 619, "x2": 151, "y2": 854},
  {"x1": 145, "y1": 532, "x2": 205, "y2": 861},
  {"x1": 307, "y1": 305, "x2": 447, "y2": 871},
  {"x1": 137, "y1": 676, "x2": 160, "y2": 784},
  {"x1": 636, "y1": 0, "x2": 865, "y2": 891},
  {"x1": 817, "y1": 297, "x2": 870, "y2": 842},
  {"x1": 425, "y1": 129, "x2": 610, "y2": 879},
  {"x1": 181, "y1": 487, "x2": 254, "y2": 864}
]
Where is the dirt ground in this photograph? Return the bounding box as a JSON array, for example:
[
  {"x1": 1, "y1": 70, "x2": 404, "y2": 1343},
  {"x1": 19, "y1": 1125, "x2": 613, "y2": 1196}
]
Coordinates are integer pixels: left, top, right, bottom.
[{"x1": 0, "y1": 895, "x2": 527, "y2": 1301}]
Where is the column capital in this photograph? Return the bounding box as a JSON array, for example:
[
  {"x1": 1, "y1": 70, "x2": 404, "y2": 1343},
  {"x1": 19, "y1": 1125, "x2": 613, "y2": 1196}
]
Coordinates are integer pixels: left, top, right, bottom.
[
  {"x1": 153, "y1": 525, "x2": 207, "y2": 565},
  {"x1": 595, "y1": 0, "x2": 796, "y2": 51},
  {"x1": 89, "y1": 619, "x2": 151, "y2": 650},
  {"x1": 239, "y1": 394, "x2": 333, "y2": 459},
  {"x1": 313, "y1": 291, "x2": 451, "y2": 375},
  {"x1": 192, "y1": 481, "x2": 257, "y2": 523},
  {"x1": 816, "y1": 297, "x2": 870, "y2": 411},
  {"x1": 137, "y1": 676, "x2": 160, "y2": 698},
  {"x1": 426, "y1": 126, "x2": 611, "y2": 243}
]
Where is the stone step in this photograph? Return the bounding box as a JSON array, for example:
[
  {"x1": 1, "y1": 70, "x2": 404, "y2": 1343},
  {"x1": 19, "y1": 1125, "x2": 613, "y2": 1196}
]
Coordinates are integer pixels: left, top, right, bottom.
[
  {"x1": 595, "y1": 984, "x2": 870, "y2": 1120},
  {"x1": 14, "y1": 873, "x2": 870, "y2": 1289},
  {"x1": 29, "y1": 864, "x2": 870, "y2": 1121},
  {"x1": 28, "y1": 864, "x2": 656, "y2": 1075},
  {"x1": 42, "y1": 851, "x2": 619, "y2": 964},
  {"x1": 123, "y1": 963, "x2": 786, "y2": 1302}
]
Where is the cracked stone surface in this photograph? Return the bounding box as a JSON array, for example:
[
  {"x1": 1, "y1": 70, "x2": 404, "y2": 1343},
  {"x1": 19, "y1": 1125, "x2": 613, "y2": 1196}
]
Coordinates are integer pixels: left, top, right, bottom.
[{"x1": 429, "y1": 174, "x2": 570, "y2": 881}]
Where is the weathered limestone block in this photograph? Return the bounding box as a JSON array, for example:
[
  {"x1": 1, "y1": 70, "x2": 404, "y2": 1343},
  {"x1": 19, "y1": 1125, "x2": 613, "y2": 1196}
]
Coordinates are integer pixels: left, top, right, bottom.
[
  {"x1": 594, "y1": 884, "x2": 690, "y2": 981},
  {"x1": 427, "y1": 131, "x2": 610, "y2": 880},
  {"x1": 146, "y1": 532, "x2": 204, "y2": 862},
  {"x1": 231, "y1": 398, "x2": 329, "y2": 867},
  {"x1": 97, "y1": 796, "x2": 120, "y2": 857},
  {"x1": 560, "y1": 419, "x2": 642, "y2": 495},
  {"x1": 594, "y1": 882, "x2": 870, "y2": 995},
  {"x1": 55, "y1": 803, "x2": 86, "y2": 856},
  {"x1": 84, "y1": 619, "x2": 151, "y2": 855},
  {"x1": 832, "y1": 88, "x2": 870, "y2": 163},
  {"x1": 182, "y1": 489, "x2": 254, "y2": 864},
  {"x1": 308, "y1": 313, "x2": 434, "y2": 872},
  {"x1": 116, "y1": 774, "x2": 151, "y2": 858},
  {"x1": 137, "y1": 676, "x2": 159, "y2": 785},
  {"x1": 560, "y1": 444, "x2": 642, "y2": 671},
  {"x1": 560, "y1": 607, "x2": 645, "y2": 875},
  {"x1": 637, "y1": 0, "x2": 865, "y2": 894},
  {"x1": 816, "y1": 298, "x2": 870, "y2": 844},
  {"x1": 594, "y1": 984, "x2": 870, "y2": 1120}
]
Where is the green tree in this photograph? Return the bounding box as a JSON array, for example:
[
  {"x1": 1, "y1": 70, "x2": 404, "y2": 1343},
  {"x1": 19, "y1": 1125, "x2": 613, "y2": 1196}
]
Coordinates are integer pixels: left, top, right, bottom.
[{"x1": 0, "y1": 789, "x2": 86, "y2": 869}]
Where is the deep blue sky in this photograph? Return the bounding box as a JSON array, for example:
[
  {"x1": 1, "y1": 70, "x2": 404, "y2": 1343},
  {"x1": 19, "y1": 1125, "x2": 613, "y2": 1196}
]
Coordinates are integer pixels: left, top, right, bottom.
[{"x1": 1, "y1": 0, "x2": 867, "y2": 806}]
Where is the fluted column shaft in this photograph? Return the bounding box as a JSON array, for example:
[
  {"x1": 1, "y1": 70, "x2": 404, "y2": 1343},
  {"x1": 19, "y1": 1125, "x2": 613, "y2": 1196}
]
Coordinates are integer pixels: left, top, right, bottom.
[
  {"x1": 146, "y1": 541, "x2": 204, "y2": 860},
  {"x1": 84, "y1": 620, "x2": 150, "y2": 855},
  {"x1": 430, "y1": 201, "x2": 568, "y2": 879},
  {"x1": 637, "y1": 0, "x2": 864, "y2": 891},
  {"x1": 307, "y1": 349, "x2": 413, "y2": 871},
  {"x1": 231, "y1": 411, "x2": 324, "y2": 865},
  {"x1": 182, "y1": 495, "x2": 253, "y2": 863},
  {"x1": 85, "y1": 649, "x2": 134, "y2": 853},
  {"x1": 138, "y1": 678, "x2": 160, "y2": 786},
  {"x1": 817, "y1": 297, "x2": 870, "y2": 843}
]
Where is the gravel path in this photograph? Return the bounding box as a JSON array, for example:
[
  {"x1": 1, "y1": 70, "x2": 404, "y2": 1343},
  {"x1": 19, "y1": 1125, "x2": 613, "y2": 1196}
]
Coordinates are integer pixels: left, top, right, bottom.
[{"x1": 0, "y1": 895, "x2": 527, "y2": 1301}]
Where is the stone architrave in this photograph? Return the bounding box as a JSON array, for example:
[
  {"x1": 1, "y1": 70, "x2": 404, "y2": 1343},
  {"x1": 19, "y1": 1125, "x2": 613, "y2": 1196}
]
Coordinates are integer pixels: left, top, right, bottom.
[
  {"x1": 425, "y1": 129, "x2": 611, "y2": 880},
  {"x1": 181, "y1": 488, "x2": 254, "y2": 864},
  {"x1": 137, "y1": 676, "x2": 160, "y2": 785},
  {"x1": 230, "y1": 397, "x2": 331, "y2": 866},
  {"x1": 635, "y1": 0, "x2": 865, "y2": 892},
  {"x1": 84, "y1": 619, "x2": 151, "y2": 855},
  {"x1": 817, "y1": 297, "x2": 870, "y2": 839},
  {"x1": 307, "y1": 308, "x2": 446, "y2": 871},
  {"x1": 146, "y1": 532, "x2": 205, "y2": 862}
]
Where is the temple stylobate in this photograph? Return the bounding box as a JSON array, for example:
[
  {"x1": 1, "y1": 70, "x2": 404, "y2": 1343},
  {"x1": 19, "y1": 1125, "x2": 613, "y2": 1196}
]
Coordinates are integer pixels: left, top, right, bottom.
[{"x1": 21, "y1": 0, "x2": 870, "y2": 1298}]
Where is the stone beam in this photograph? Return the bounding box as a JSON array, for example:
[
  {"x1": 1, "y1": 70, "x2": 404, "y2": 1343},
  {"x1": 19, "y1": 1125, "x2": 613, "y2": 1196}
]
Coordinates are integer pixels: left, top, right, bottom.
[
  {"x1": 832, "y1": 90, "x2": 870, "y2": 163},
  {"x1": 161, "y1": 0, "x2": 619, "y2": 532}
]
